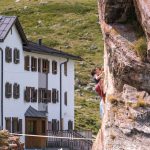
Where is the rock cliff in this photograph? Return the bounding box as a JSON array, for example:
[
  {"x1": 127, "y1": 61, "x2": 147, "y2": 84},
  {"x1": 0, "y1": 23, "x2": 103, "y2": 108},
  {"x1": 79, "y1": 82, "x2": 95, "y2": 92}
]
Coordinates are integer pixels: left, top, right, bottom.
[{"x1": 92, "y1": 0, "x2": 150, "y2": 150}]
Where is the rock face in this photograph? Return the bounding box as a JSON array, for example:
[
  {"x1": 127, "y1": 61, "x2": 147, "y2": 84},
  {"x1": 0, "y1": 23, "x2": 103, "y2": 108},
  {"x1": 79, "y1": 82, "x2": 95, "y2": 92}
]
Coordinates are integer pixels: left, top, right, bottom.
[{"x1": 92, "y1": 0, "x2": 150, "y2": 150}]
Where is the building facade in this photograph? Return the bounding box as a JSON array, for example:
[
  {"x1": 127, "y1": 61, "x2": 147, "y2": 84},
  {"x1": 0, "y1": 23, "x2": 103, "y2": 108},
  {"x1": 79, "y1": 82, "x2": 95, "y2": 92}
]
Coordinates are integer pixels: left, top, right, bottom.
[{"x1": 0, "y1": 16, "x2": 81, "y2": 148}]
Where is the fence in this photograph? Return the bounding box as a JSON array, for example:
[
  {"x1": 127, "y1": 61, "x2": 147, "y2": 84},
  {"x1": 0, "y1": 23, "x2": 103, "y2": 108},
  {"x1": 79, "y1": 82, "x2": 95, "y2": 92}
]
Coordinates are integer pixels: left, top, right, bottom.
[{"x1": 47, "y1": 130, "x2": 93, "y2": 150}]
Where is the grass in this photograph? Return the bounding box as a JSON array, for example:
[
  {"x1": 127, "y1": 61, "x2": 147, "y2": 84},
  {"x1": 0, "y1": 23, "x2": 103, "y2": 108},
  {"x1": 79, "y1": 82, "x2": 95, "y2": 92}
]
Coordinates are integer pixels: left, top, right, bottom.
[{"x1": 0, "y1": 0, "x2": 103, "y2": 135}]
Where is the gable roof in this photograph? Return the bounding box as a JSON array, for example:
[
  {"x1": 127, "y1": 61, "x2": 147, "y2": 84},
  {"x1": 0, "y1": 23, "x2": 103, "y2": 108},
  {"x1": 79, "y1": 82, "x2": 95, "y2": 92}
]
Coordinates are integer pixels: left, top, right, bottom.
[
  {"x1": 0, "y1": 16, "x2": 27, "y2": 44},
  {"x1": 23, "y1": 41, "x2": 82, "y2": 61},
  {"x1": 25, "y1": 106, "x2": 47, "y2": 118}
]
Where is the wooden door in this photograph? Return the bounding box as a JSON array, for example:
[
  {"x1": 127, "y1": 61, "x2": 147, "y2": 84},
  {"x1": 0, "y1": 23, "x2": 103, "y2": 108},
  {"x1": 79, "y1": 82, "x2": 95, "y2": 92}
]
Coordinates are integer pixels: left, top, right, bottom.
[{"x1": 25, "y1": 117, "x2": 47, "y2": 149}]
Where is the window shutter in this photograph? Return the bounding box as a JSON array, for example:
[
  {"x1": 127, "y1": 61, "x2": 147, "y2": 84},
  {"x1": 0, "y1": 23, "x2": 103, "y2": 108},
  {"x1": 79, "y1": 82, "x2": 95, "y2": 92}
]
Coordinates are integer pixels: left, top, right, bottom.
[
  {"x1": 56, "y1": 90, "x2": 59, "y2": 102},
  {"x1": 52, "y1": 61, "x2": 57, "y2": 74},
  {"x1": 5, "y1": 47, "x2": 12, "y2": 63},
  {"x1": 5, "y1": 118, "x2": 11, "y2": 132},
  {"x1": 68, "y1": 120, "x2": 73, "y2": 130},
  {"x1": 18, "y1": 119, "x2": 22, "y2": 133},
  {"x1": 24, "y1": 87, "x2": 30, "y2": 102},
  {"x1": 17, "y1": 84, "x2": 20, "y2": 99},
  {"x1": 47, "y1": 90, "x2": 51, "y2": 103},
  {"x1": 38, "y1": 58, "x2": 41, "y2": 72},
  {"x1": 31, "y1": 88, "x2": 34, "y2": 102},
  {"x1": 24, "y1": 56, "x2": 30, "y2": 71},
  {"x1": 31, "y1": 57, "x2": 37, "y2": 71},
  {"x1": 5, "y1": 82, "x2": 9, "y2": 98},
  {"x1": 46, "y1": 60, "x2": 49, "y2": 73},
  {"x1": 64, "y1": 62, "x2": 67, "y2": 76},
  {"x1": 38, "y1": 88, "x2": 42, "y2": 103},
  {"x1": 52, "y1": 89, "x2": 56, "y2": 103},
  {"x1": 14, "y1": 48, "x2": 20, "y2": 64},
  {"x1": 64, "y1": 92, "x2": 67, "y2": 106},
  {"x1": 13, "y1": 83, "x2": 17, "y2": 99},
  {"x1": 57, "y1": 121, "x2": 59, "y2": 131},
  {"x1": 34, "y1": 89, "x2": 37, "y2": 102}
]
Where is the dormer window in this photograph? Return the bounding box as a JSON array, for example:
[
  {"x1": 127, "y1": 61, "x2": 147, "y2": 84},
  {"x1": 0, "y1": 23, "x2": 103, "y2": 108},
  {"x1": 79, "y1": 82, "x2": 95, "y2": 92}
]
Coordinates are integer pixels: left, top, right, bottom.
[
  {"x1": 52, "y1": 61, "x2": 57, "y2": 74},
  {"x1": 14, "y1": 48, "x2": 20, "y2": 64},
  {"x1": 5, "y1": 47, "x2": 12, "y2": 63}
]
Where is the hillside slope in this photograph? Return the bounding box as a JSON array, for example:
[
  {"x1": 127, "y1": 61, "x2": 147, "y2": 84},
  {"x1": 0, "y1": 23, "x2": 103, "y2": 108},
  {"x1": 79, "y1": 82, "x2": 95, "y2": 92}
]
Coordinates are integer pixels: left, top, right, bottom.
[{"x1": 0, "y1": 0, "x2": 103, "y2": 134}]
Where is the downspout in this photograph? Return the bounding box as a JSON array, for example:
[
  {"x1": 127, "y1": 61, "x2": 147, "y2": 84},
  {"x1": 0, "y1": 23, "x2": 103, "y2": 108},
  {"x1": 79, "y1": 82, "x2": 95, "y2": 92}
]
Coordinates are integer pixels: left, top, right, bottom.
[
  {"x1": 0, "y1": 48, "x2": 3, "y2": 129},
  {"x1": 60, "y1": 58, "x2": 69, "y2": 130}
]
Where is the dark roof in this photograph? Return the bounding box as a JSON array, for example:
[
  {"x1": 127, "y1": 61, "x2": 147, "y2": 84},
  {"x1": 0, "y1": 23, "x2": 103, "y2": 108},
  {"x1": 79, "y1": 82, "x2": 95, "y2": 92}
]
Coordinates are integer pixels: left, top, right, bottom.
[
  {"x1": 25, "y1": 106, "x2": 47, "y2": 118},
  {"x1": 23, "y1": 41, "x2": 82, "y2": 61},
  {"x1": 0, "y1": 16, "x2": 27, "y2": 44}
]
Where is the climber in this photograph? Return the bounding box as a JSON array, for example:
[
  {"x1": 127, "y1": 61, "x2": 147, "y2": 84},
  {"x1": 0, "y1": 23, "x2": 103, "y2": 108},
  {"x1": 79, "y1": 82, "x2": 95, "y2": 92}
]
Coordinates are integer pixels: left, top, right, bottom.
[{"x1": 91, "y1": 67, "x2": 105, "y2": 117}]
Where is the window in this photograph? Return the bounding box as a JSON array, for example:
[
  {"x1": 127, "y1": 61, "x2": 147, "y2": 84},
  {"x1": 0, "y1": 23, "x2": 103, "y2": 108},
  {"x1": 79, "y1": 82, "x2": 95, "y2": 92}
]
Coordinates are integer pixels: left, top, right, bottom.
[
  {"x1": 28, "y1": 120, "x2": 37, "y2": 134},
  {"x1": 31, "y1": 88, "x2": 37, "y2": 102},
  {"x1": 5, "y1": 82, "x2": 12, "y2": 98},
  {"x1": 68, "y1": 120, "x2": 73, "y2": 130},
  {"x1": 42, "y1": 59, "x2": 49, "y2": 73},
  {"x1": 48, "y1": 121, "x2": 52, "y2": 130},
  {"x1": 13, "y1": 83, "x2": 20, "y2": 99},
  {"x1": 14, "y1": 48, "x2": 20, "y2": 64},
  {"x1": 38, "y1": 58, "x2": 41, "y2": 72},
  {"x1": 38, "y1": 88, "x2": 48, "y2": 103},
  {"x1": 5, "y1": 118, "x2": 11, "y2": 132},
  {"x1": 24, "y1": 87, "x2": 37, "y2": 102},
  {"x1": 31, "y1": 57, "x2": 37, "y2": 71},
  {"x1": 5, "y1": 47, "x2": 12, "y2": 63},
  {"x1": 64, "y1": 92, "x2": 67, "y2": 106},
  {"x1": 12, "y1": 118, "x2": 18, "y2": 133},
  {"x1": 24, "y1": 56, "x2": 30, "y2": 71},
  {"x1": 64, "y1": 62, "x2": 67, "y2": 76},
  {"x1": 52, "y1": 61, "x2": 57, "y2": 74}
]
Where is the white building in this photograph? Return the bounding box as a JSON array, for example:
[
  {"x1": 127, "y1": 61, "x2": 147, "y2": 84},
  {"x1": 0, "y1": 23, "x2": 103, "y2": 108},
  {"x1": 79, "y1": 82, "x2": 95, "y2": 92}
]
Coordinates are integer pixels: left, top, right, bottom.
[{"x1": 0, "y1": 16, "x2": 81, "y2": 148}]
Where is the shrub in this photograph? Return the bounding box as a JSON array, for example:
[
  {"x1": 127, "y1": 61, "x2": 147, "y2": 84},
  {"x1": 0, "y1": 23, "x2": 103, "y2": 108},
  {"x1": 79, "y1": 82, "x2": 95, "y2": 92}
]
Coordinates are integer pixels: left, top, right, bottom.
[
  {"x1": 134, "y1": 37, "x2": 147, "y2": 61},
  {"x1": 108, "y1": 95, "x2": 118, "y2": 105}
]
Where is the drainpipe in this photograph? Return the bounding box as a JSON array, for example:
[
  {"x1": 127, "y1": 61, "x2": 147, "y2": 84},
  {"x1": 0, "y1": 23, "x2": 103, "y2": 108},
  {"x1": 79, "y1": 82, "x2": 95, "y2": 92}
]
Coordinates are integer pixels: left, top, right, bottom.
[
  {"x1": 0, "y1": 48, "x2": 3, "y2": 129},
  {"x1": 60, "y1": 58, "x2": 69, "y2": 130}
]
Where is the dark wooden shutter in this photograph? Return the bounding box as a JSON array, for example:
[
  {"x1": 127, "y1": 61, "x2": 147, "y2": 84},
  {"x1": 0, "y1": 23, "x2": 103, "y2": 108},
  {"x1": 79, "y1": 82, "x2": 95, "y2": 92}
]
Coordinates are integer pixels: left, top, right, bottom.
[
  {"x1": 57, "y1": 121, "x2": 59, "y2": 131},
  {"x1": 64, "y1": 92, "x2": 67, "y2": 106},
  {"x1": 38, "y1": 58, "x2": 41, "y2": 72},
  {"x1": 24, "y1": 56, "x2": 30, "y2": 71},
  {"x1": 5, "y1": 118, "x2": 11, "y2": 132},
  {"x1": 24, "y1": 87, "x2": 30, "y2": 102},
  {"x1": 5, "y1": 82, "x2": 12, "y2": 98},
  {"x1": 13, "y1": 83, "x2": 17, "y2": 99},
  {"x1": 18, "y1": 119, "x2": 22, "y2": 133},
  {"x1": 46, "y1": 60, "x2": 49, "y2": 73},
  {"x1": 52, "y1": 89, "x2": 56, "y2": 103},
  {"x1": 14, "y1": 48, "x2": 20, "y2": 64},
  {"x1": 64, "y1": 62, "x2": 67, "y2": 76},
  {"x1": 38, "y1": 88, "x2": 42, "y2": 103},
  {"x1": 47, "y1": 90, "x2": 51, "y2": 103},
  {"x1": 5, "y1": 47, "x2": 12, "y2": 63},
  {"x1": 52, "y1": 61, "x2": 57, "y2": 74},
  {"x1": 31, "y1": 57, "x2": 37, "y2": 71},
  {"x1": 68, "y1": 120, "x2": 73, "y2": 130},
  {"x1": 56, "y1": 90, "x2": 59, "y2": 102}
]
